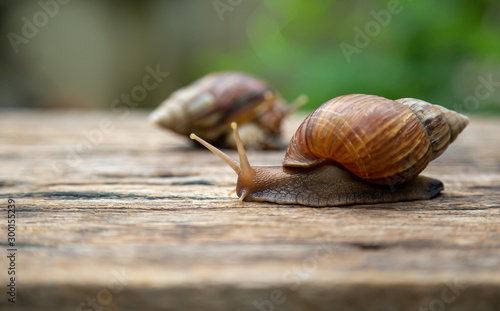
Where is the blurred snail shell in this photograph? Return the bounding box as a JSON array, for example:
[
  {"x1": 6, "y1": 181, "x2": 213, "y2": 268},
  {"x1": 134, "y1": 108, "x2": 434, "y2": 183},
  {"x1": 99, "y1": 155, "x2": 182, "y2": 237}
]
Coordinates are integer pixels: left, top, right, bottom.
[
  {"x1": 149, "y1": 71, "x2": 306, "y2": 150},
  {"x1": 190, "y1": 94, "x2": 469, "y2": 207}
]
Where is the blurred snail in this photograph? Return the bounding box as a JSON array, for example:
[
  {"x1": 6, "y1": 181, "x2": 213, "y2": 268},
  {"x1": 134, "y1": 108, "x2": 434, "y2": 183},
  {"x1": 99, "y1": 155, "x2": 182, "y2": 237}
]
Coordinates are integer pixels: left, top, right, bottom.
[
  {"x1": 190, "y1": 94, "x2": 469, "y2": 207},
  {"x1": 149, "y1": 71, "x2": 307, "y2": 149}
]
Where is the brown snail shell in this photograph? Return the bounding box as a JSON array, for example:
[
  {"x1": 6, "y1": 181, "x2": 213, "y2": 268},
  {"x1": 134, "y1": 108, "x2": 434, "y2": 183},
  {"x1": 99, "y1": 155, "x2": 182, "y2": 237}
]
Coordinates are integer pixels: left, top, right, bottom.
[
  {"x1": 189, "y1": 94, "x2": 469, "y2": 207},
  {"x1": 283, "y1": 94, "x2": 469, "y2": 185},
  {"x1": 149, "y1": 71, "x2": 305, "y2": 149}
]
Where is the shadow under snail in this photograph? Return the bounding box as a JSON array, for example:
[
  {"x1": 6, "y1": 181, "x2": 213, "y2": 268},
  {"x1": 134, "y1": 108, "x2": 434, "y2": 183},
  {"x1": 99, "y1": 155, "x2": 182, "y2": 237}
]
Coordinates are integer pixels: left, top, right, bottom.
[
  {"x1": 149, "y1": 71, "x2": 307, "y2": 150},
  {"x1": 190, "y1": 94, "x2": 469, "y2": 207}
]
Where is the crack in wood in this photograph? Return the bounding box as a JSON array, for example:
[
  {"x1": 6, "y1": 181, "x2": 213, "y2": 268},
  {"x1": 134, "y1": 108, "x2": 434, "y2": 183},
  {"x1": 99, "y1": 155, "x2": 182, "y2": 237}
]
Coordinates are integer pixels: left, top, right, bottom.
[{"x1": 0, "y1": 191, "x2": 221, "y2": 201}]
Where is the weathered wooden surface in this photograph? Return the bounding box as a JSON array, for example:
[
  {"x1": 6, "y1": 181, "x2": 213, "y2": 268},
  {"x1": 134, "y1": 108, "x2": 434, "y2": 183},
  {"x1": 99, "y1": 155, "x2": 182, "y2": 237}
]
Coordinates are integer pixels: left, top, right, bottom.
[{"x1": 0, "y1": 110, "x2": 499, "y2": 311}]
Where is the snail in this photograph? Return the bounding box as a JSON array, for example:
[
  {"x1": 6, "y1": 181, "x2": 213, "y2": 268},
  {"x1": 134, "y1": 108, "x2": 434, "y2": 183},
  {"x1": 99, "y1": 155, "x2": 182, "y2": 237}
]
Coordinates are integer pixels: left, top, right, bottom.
[
  {"x1": 149, "y1": 71, "x2": 307, "y2": 150},
  {"x1": 190, "y1": 94, "x2": 469, "y2": 207}
]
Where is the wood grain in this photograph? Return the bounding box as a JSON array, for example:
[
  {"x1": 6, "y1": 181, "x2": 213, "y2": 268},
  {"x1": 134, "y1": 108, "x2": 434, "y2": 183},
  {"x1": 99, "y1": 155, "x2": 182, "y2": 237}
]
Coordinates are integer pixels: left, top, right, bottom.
[{"x1": 0, "y1": 110, "x2": 499, "y2": 311}]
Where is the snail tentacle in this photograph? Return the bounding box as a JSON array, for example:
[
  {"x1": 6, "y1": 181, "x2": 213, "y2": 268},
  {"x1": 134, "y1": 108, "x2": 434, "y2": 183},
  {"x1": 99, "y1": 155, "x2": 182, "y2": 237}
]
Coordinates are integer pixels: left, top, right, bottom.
[{"x1": 190, "y1": 133, "x2": 240, "y2": 175}]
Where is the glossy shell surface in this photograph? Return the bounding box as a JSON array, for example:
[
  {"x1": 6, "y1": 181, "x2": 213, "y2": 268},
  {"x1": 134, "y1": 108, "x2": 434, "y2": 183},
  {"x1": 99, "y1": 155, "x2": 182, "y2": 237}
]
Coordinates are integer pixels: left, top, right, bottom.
[{"x1": 283, "y1": 94, "x2": 469, "y2": 185}]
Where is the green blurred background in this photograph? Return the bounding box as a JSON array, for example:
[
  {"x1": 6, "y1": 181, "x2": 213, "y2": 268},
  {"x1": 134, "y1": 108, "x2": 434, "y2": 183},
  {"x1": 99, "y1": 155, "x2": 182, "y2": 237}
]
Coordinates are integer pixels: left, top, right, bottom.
[{"x1": 1, "y1": 0, "x2": 499, "y2": 114}]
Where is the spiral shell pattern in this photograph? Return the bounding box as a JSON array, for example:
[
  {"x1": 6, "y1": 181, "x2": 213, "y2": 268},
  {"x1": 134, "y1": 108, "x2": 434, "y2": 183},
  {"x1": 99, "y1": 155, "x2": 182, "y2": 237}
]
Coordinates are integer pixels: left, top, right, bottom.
[
  {"x1": 149, "y1": 72, "x2": 287, "y2": 142},
  {"x1": 283, "y1": 94, "x2": 469, "y2": 185}
]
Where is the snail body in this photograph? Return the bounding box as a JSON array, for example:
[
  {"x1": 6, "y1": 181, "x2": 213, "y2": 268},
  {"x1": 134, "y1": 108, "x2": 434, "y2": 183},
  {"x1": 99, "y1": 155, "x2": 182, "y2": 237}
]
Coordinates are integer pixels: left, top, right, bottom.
[
  {"x1": 233, "y1": 162, "x2": 444, "y2": 206},
  {"x1": 150, "y1": 71, "x2": 306, "y2": 149},
  {"x1": 190, "y1": 94, "x2": 469, "y2": 207}
]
